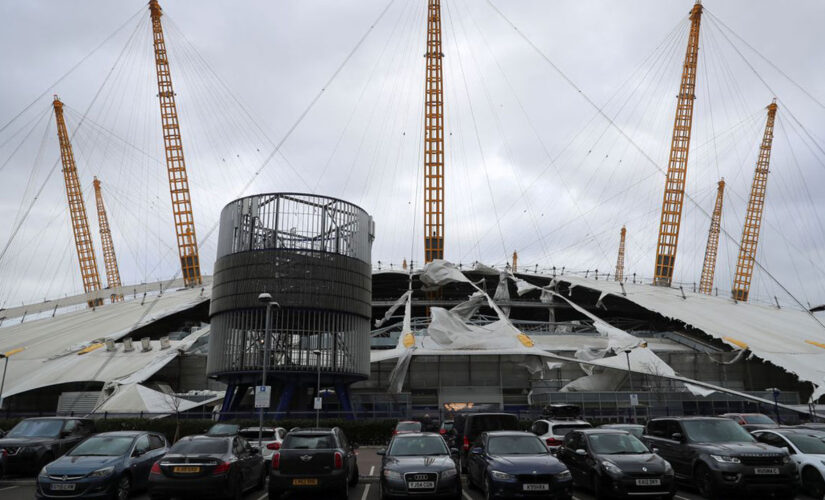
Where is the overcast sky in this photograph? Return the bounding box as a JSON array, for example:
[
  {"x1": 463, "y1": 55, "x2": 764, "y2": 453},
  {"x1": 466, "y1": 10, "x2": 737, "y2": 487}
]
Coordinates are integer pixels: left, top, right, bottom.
[{"x1": 1, "y1": 0, "x2": 824, "y2": 309}]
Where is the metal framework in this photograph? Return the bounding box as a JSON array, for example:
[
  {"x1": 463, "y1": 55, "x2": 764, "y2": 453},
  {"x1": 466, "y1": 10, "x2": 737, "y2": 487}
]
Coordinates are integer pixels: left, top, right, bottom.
[
  {"x1": 653, "y1": 1, "x2": 703, "y2": 286},
  {"x1": 423, "y1": 0, "x2": 445, "y2": 263},
  {"x1": 732, "y1": 101, "x2": 778, "y2": 302},
  {"x1": 698, "y1": 179, "x2": 725, "y2": 295},
  {"x1": 149, "y1": 0, "x2": 201, "y2": 286},
  {"x1": 92, "y1": 177, "x2": 123, "y2": 302},
  {"x1": 615, "y1": 226, "x2": 626, "y2": 281},
  {"x1": 52, "y1": 96, "x2": 103, "y2": 307}
]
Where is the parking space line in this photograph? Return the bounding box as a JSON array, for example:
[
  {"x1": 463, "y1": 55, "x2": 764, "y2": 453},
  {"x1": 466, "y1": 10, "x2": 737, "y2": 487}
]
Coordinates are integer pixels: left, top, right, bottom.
[
  {"x1": 256, "y1": 492, "x2": 267, "y2": 500},
  {"x1": 462, "y1": 490, "x2": 473, "y2": 500},
  {"x1": 361, "y1": 483, "x2": 371, "y2": 500},
  {"x1": 369, "y1": 465, "x2": 375, "y2": 476},
  {"x1": 0, "y1": 487, "x2": 16, "y2": 492},
  {"x1": 675, "y1": 496, "x2": 692, "y2": 500}
]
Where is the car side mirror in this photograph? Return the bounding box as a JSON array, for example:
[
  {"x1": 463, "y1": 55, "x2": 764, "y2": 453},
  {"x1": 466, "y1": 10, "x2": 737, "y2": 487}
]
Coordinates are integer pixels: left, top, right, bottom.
[
  {"x1": 651, "y1": 447, "x2": 659, "y2": 453},
  {"x1": 377, "y1": 449, "x2": 386, "y2": 456},
  {"x1": 470, "y1": 447, "x2": 483, "y2": 455},
  {"x1": 670, "y1": 433, "x2": 683, "y2": 442},
  {"x1": 575, "y1": 449, "x2": 587, "y2": 456}
]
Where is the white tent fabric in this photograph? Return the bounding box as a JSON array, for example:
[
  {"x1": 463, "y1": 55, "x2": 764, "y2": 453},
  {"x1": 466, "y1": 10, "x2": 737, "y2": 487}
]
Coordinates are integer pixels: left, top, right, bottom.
[
  {"x1": 552, "y1": 275, "x2": 825, "y2": 401},
  {"x1": 94, "y1": 383, "x2": 210, "y2": 416}
]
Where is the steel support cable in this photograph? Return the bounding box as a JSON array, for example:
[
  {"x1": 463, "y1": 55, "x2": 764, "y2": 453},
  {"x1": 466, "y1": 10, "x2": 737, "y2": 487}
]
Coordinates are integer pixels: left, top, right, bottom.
[
  {"x1": 452, "y1": 0, "x2": 555, "y2": 267},
  {"x1": 0, "y1": 14, "x2": 146, "y2": 269},
  {"x1": 485, "y1": 1, "x2": 825, "y2": 323},
  {"x1": 0, "y1": 6, "x2": 144, "y2": 137},
  {"x1": 458, "y1": 14, "x2": 688, "y2": 263}
]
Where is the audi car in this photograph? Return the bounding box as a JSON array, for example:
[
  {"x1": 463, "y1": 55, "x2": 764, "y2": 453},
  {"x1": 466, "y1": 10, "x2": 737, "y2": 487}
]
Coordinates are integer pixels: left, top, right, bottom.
[{"x1": 378, "y1": 432, "x2": 461, "y2": 499}]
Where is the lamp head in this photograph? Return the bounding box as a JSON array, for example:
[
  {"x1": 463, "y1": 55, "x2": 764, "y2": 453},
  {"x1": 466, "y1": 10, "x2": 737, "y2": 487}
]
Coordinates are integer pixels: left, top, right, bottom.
[
  {"x1": 258, "y1": 292, "x2": 273, "y2": 304},
  {"x1": 312, "y1": 349, "x2": 322, "y2": 356}
]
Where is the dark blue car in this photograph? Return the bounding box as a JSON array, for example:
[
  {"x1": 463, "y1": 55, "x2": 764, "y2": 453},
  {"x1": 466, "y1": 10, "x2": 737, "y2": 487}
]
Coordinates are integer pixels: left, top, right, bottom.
[
  {"x1": 467, "y1": 431, "x2": 573, "y2": 499},
  {"x1": 36, "y1": 431, "x2": 168, "y2": 500}
]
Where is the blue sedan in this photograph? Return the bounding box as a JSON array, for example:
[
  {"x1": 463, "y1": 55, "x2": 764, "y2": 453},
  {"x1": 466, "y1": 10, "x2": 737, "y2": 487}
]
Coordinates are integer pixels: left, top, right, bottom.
[
  {"x1": 467, "y1": 431, "x2": 573, "y2": 499},
  {"x1": 36, "y1": 431, "x2": 168, "y2": 500}
]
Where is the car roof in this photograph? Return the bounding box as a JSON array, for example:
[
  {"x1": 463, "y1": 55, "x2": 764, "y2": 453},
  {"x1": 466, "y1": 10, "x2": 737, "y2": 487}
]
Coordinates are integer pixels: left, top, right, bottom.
[
  {"x1": 93, "y1": 431, "x2": 146, "y2": 437},
  {"x1": 579, "y1": 429, "x2": 628, "y2": 435},
  {"x1": 397, "y1": 420, "x2": 420, "y2": 424},
  {"x1": 754, "y1": 428, "x2": 825, "y2": 435},
  {"x1": 22, "y1": 417, "x2": 90, "y2": 421},
  {"x1": 650, "y1": 416, "x2": 727, "y2": 421},
  {"x1": 540, "y1": 419, "x2": 589, "y2": 424},
  {"x1": 180, "y1": 434, "x2": 232, "y2": 441},
  {"x1": 392, "y1": 432, "x2": 441, "y2": 438},
  {"x1": 484, "y1": 431, "x2": 536, "y2": 438},
  {"x1": 601, "y1": 424, "x2": 643, "y2": 428},
  {"x1": 289, "y1": 428, "x2": 335, "y2": 434}
]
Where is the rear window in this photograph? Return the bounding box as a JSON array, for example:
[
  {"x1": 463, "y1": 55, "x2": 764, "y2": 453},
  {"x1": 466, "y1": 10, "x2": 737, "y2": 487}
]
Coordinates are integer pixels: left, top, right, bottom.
[
  {"x1": 465, "y1": 415, "x2": 519, "y2": 440},
  {"x1": 442, "y1": 422, "x2": 454, "y2": 431},
  {"x1": 169, "y1": 438, "x2": 228, "y2": 454},
  {"x1": 552, "y1": 424, "x2": 592, "y2": 436},
  {"x1": 396, "y1": 422, "x2": 422, "y2": 432},
  {"x1": 239, "y1": 430, "x2": 276, "y2": 439},
  {"x1": 283, "y1": 434, "x2": 335, "y2": 449},
  {"x1": 743, "y1": 415, "x2": 776, "y2": 425}
]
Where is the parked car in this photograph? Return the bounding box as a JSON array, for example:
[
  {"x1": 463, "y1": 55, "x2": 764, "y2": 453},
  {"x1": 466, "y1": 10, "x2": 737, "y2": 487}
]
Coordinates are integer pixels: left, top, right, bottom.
[
  {"x1": 454, "y1": 413, "x2": 520, "y2": 472},
  {"x1": 206, "y1": 423, "x2": 240, "y2": 436},
  {"x1": 269, "y1": 427, "x2": 359, "y2": 499},
  {"x1": 0, "y1": 417, "x2": 95, "y2": 475},
  {"x1": 753, "y1": 428, "x2": 825, "y2": 498},
  {"x1": 148, "y1": 434, "x2": 265, "y2": 500},
  {"x1": 599, "y1": 424, "x2": 644, "y2": 439},
  {"x1": 795, "y1": 422, "x2": 825, "y2": 431},
  {"x1": 439, "y1": 420, "x2": 457, "y2": 448},
  {"x1": 466, "y1": 430, "x2": 572, "y2": 499},
  {"x1": 719, "y1": 413, "x2": 779, "y2": 431},
  {"x1": 643, "y1": 417, "x2": 797, "y2": 498},
  {"x1": 239, "y1": 426, "x2": 285, "y2": 465},
  {"x1": 36, "y1": 431, "x2": 167, "y2": 500},
  {"x1": 378, "y1": 432, "x2": 461, "y2": 499},
  {"x1": 393, "y1": 421, "x2": 422, "y2": 436},
  {"x1": 557, "y1": 429, "x2": 675, "y2": 499},
  {"x1": 530, "y1": 418, "x2": 592, "y2": 452}
]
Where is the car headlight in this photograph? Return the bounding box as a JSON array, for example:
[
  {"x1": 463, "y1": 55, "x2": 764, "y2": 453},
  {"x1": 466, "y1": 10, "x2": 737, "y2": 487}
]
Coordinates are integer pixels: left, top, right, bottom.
[
  {"x1": 601, "y1": 460, "x2": 624, "y2": 478},
  {"x1": 39, "y1": 465, "x2": 49, "y2": 477},
  {"x1": 490, "y1": 470, "x2": 514, "y2": 480},
  {"x1": 383, "y1": 469, "x2": 402, "y2": 480},
  {"x1": 441, "y1": 468, "x2": 458, "y2": 479},
  {"x1": 710, "y1": 455, "x2": 741, "y2": 464},
  {"x1": 663, "y1": 460, "x2": 674, "y2": 475},
  {"x1": 556, "y1": 469, "x2": 572, "y2": 481},
  {"x1": 88, "y1": 466, "x2": 114, "y2": 478}
]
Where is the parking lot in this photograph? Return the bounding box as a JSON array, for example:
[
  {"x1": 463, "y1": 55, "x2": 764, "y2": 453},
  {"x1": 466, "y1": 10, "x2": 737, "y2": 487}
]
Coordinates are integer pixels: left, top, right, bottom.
[{"x1": 0, "y1": 448, "x2": 817, "y2": 500}]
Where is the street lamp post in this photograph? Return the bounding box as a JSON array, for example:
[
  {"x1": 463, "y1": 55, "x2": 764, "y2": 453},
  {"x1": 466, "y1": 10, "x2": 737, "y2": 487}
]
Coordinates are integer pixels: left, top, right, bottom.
[
  {"x1": 313, "y1": 349, "x2": 322, "y2": 428},
  {"x1": 769, "y1": 387, "x2": 782, "y2": 424},
  {"x1": 257, "y1": 293, "x2": 277, "y2": 451},
  {"x1": 624, "y1": 349, "x2": 637, "y2": 424},
  {"x1": 0, "y1": 354, "x2": 8, "y2": 411}
]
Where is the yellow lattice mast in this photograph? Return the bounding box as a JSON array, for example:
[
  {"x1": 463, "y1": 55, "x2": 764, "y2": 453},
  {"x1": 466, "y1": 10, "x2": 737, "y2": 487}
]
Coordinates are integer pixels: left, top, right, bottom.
[
  {"x1": 698, "y1": 179, "x2": 725, "y2": 295},
  {"x1": 423, "y1": 0, "x2": 445, "y2": 263},
  {"x1": 512, "y1": 251, "x2": 518, "y2": 273},
  {"x1": 53, "y1": 96, "x2": 103, "y2": 307},
  {"x1": 653, "y1": 0, "x2": 703, "y2": 286},
  {"x1": 615, "y1": 226, "x2": 626, "y2": 281},
  {"x1": 732, "y1": 100, "x2": 778, "y2": 302},
  {"x1": 93, "y1": 177, "x2": 123, "y2": 302},
  {"x1": 149, "y1": 0, "x2": 201, "y2": 286}
]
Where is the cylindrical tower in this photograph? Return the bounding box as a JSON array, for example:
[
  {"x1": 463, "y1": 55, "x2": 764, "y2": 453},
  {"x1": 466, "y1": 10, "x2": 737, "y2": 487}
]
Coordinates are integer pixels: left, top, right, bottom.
[{"x1": 208, "y1": 193, "x2": 374, "y2": 415}]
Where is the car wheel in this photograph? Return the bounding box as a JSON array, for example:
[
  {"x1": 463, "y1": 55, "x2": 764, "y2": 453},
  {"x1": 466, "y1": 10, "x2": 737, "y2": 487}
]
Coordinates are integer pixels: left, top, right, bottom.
[
  {"x1": 113, "y1": 474, "x2": 130, "y2": 500},
  {"x1": 231, "y1": 475, "x2": 243, "y2": 500},
  {"x1": 695, "y1": 463, "x2": 718, "y2": 499},
  {"x1": 593, "y1": 475, "x2": 610, "y2": 500},
  {"x1": 803, "y1": 466, "x2": 825, "y2": 499},
  {"x1": 349, "y1": 464, "x2": 360, "y2": 486}
]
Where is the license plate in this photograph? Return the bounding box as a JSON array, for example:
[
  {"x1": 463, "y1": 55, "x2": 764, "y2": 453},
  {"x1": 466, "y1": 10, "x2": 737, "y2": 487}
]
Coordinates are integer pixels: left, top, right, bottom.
[
  {"x1": 523, "y1": 483, "x2": 549, "y2": 491},
  {"x1": 293, "y1": 478, "x2": 319, "y2": 486},
  {"x1": 408, "y1": 481, "x2": 435, "y2": 489},
  {"x1": 173, "y1": 466, "x2": 200, "y2": 473},
  {"x1": 50, "y1": 484, "x2": 76, "y2": 491},
  {"x1": 754, "y1": 467, "x2": 779, "y2": 475},
  {"x1": 636, "y1": 478, "x2": 661, "y2": 486}
]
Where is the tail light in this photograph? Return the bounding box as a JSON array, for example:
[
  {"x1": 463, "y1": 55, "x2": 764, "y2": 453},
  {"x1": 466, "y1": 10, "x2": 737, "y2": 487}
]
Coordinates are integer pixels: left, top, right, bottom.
[
  {"x1": 334, "y1": 452, "x2": 343, "y2": 469},
  {"x1": 738, "y1": 419, "x2": 746, "y2": 425},
  {"x1": 463, "y1": 436, "x2": 470, "y2": 451},
  {"x1": 546, "y1": 438, "x2": 562, "y2": 447},
  {"x1": 272, "y1": 453, "x2": 280, "y2": 470},
  {"x1": 150, "y1": 462, "x2": 161, "y2": 475},
  {"x1": 439, "y1": 428, "x2": 446, "y2": 435},
  {"x1": 392, "y1": 430, "x2": 398, "y2": 436},
  {"x1": 266, "y1": 442, "x2": 281, "y2": 450},
  {"x1": 212, "y1": 461, "x2": 231, "y2": 475}
]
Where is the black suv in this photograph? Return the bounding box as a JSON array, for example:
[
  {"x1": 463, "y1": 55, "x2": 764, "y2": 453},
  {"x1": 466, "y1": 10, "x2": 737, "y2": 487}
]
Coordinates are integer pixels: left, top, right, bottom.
[
  {"x1": 643, "y1": 417, "x2": 797, "y2": 498},
  {"x1": 0, "y1": 417, "x2": 95, "y2": 475}
]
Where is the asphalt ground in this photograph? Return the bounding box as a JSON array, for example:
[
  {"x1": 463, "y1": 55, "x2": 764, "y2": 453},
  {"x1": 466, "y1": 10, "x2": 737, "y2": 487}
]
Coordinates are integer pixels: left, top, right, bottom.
[{"x1": 0, "y1": 448, "x2": 817, "y2": 500}]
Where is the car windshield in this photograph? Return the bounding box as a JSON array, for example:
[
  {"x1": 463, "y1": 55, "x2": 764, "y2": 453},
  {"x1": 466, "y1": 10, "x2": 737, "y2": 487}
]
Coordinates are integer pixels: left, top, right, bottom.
[
  {"x1": 588, "y1": 433, "x2": 649, "y2": 454},
  {"x1": 389, "y1": 436, "x2": 448, "y2": 456},
  {"x1": 396, "y1": 422, "x2": 422, "y2": 432},
  {"x1": 487, "y1": 435, "x2": 548, "y2": 455},
  {"x1": 283, "y1": 434, "x2": 335, "y2": 449},
  {"x1": 743, "y1": 415, "x2": 775, "y2": 425},
  {"x1": 207, "y1": 424, "x2": 239, "y2": 435},
  {"x1": 608, "y1": 426, "x2": 643, "y2": 439},
  {"x1": 7, "y1": 419, "x2": 64, "y2": 438},
  {"x1": 169, "y1": 438, "x2": 228, "y2": 454},
  {"x1": 69, "y1": 436, "x2": 134, "y2": 456},
  {"x1": 239, "y1": 430, "x2": 276, "y2": 439},
  {"x1": 786, "y1": 433, "x2": 825, "y2": 454},
  {"x1": 682, "y1": 420, "x2": 755, "y2": 443},
  {"x1": 553, "y1": 424, "x2": 592, "y2": 436}
]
